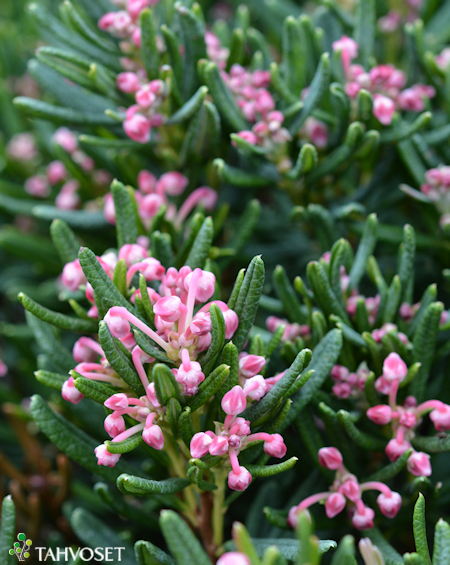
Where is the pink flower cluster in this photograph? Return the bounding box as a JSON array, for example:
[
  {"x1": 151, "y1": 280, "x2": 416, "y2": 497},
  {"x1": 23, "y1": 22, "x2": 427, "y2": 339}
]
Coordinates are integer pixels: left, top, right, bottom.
[
  {"x1": 288, "y1": 447, "x2": 402, "y2": 530},
  {"x1": 400, "y1": 300, "x2": 448, "y2": 327},
  {"x1": 190, "y1": 384, "x2": 287, "y2": 491},
  {"x1": 347, "y1": 294, "x2": 381, "y2": 325},
  {"x1": 265, "y1": 316, "x2": 310, "y2": 342},
  {"x1": 330, "y1": 363, "x2": 370, "y2": 399},
  {"x1": 104, "y1": 170, "x2": 217, "y2": 230},
  {"x1": 420, "y1": 166, "x2": 450, "y2": 228},
  {"x1": 367, "y1": 352, "x2": 450, "y2": 477},
  {"x1": 370, "y1": 323, "x2": 408, "y2": 344},
  {"x1": 98, "y1": 0, "x2": 160, "y2": 46},
  {"x1": 116, "y1": 75, "x2": 168, "y2": 143},
  {"x1": 333, "y1": 36, "x2": 435, "y2": 126},
  {"x1": 22, "y1": 128, "x2": 110, "y2": 207},
  {"x1": 205, "y1": 31, "x2": 230, "y2": 70},
  {"x1": 378, "y1": 0, "x2": 424, "y2": 34}
]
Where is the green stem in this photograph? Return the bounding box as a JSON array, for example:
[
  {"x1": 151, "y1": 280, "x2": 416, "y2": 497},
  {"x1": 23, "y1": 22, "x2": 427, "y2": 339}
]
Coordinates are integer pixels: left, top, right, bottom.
[{"x1": 211, "y1": 466, "x2": 227, "y2": 549}]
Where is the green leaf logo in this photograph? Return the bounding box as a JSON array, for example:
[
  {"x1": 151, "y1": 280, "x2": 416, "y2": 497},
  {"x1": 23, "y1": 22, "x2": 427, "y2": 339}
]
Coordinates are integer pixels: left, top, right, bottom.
[{"x1": 9, "y1": 533, "x2": 32, "y2": 561}]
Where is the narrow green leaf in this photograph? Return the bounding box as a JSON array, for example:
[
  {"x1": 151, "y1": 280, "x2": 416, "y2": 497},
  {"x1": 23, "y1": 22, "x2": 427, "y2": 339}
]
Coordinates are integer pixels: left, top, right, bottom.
[
  {"x1": 18, "y1": 292, "x2": 97, "y2": 333},
  {"x1": 153, "y1": 363, "x2": 185, "y2": 406},
  {"x1": 338, "y1": 409, "x2": 386, "y2": 450},
  {"x1": 365, "y1": 449, "x2": 413, "y2": 482},
  {"x1": 201, "y1": 304, "x2": 225, "y2": 373},
  {"x1": 140, "y1": 9, "x2": 159, "y2": 80},
  {"x1": 134, "y1": 330, "x2": 173, "y2": 364},
  {"x1": 286, "y1": 144, "x2": 318, "y2": 179},
  {"x1": 168, "y1": 86, "x2": 208, "y2": 124},
  {"x1": 106, "y1": 434, "x2": 143, "y2": 454},
  {"x1": 186, "y1": 216, "x2": 214, "y2": 269},
  {"x1": 282, "y1": 16, "x2": 306, "y2": 97},
  {"x1": 117, "y1": 475, "x2": 190, "y2": 496},
  {"x1": 307, "y1": 262, "x2": 350, "y2": 323},
  {"x1": 382, "y1": 275, "x2": 402, "y2": 324},
  {"x1": 99, "y1": 321, "x2": 144, "y2": 395},
  {"x1": 214, "y1": 158, "x2": 269, "y2": 187},
  {"x1": 0, "y1": 496, "x2": 16, "y2": 565},
  {"x1": 331, "y1": 535, "x2": 357, "y2": 565},
  {"x1": 432, "y1": 519, "x2": 450, "y2": 565},
  {"x1": 135, "y1": 540, "x2": 175, "y2": 565},
  {"x1": 111, "y1": 180, "x2": 138, "y2": 248},
  {"x1": 50, "y1": 219, "x2": 80, "y2": 264},
  {"x1": 177, "y1": 5, "x2": 207, "y2": 98},
  {"x1": 243, "y1": 349, "x2": 312, "y2": 423},
  {"x1": 366, "y1": 528, "x2": 404, "y2": 565},
  {"x1": 413, "y1": 494, "x2": 432, "y2": 565},
  {"x1": 35, "y1": 370, "x2": 67, "y2": 391},
  {"x1": 354, "y1": 0, "x2": 375, "y2": 66},
  {"x1": 160, "y1": 510, "x2": 212, "y2": 565},
  {"x1": 246, "y1": 457, "x2": 298, "y2": 477},
  {"x1": 273, "y1": 265, "x2": 306, "y2": 324},
  {"x1": 349, "y1": 213, "x2": 378, "y2": 290},
  {"x1": 73, "y1": 374, "x2": 116, "y2": 405}
]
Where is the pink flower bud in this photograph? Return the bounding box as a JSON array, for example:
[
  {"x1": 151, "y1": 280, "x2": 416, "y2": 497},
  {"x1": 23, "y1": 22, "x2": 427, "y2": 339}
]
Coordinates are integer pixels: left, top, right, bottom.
[
  {"x1": 138, "y1": 258, "x2": 166, "y2": 280},
  {"x1": 217, "y1": 553, "x2": 251, "y2": 565},
  {"x1": 382, "y1": 352, "x2": 407, "y2": 382},
  {"x1": 325, "y1": 492, "x2": 346, "y2": 518},
  {"x1": 25, "y1": 175, "x2": 50, "y2": 198},
  {"x1": 105, "y1": 413, "x2": 126, "y2": 438},
  {"x1": 373, "y1": 94, "x2": 395, "y2": 126},
  {"x1": 135, "y1": 85, "x2": 157, "y2": 109},
  {"x1": 185, "y1": 270, "x2": 216, "y2": 303},
  {"x1": 153, "y1": 296, "x2": 182, "y2": 323},
  {"x1": 386, "y1": 438, "x2": 411, "y2": 462},
  {"x1": 243, "y1": 375, "x2": 267, "y2": 401},
  {"x1": 429, "y1": 404, "x2": 450, "y2": 431},
  {"x1": 98, "y1": 12, "x2": 116, "y2": 31},
  {"x1": 209, "y1": 435, "x2": 229, "y2": 456},
  {"x1": 0, "y1": 360, "x2": 7, "y2": 377},
  {"x1": 46, "y1": 160, "x2": 67, "y2": 184},
  {"x1": 118, "y1": 243, "x2": 148, "y2": 267},
  {"x1": 55, "y1": 182, "x2": 80, "y2": 210},
  {"x1": 340, "y1": 480, "x2": 361, "y2": 502},
  {"x1": 95, "y1": 444, "x2": 121, "y2": 467},
  {"x1": 6, "y1": 132, "x2": 38, "y2": 161},
  {"x1": 156, "y1": 172, "x2": 189, "y2": 196},
  {"x1": 252, "y1": 70, "x2": 271, "y2": 88},
  {"x1": 239, "y1": 353, "x2": 266, "y2": 378},
  {"x1": 367, "y1": 405, "x2": 392, "y2": 425},
  {"x1": 124, "y1": 111, "x2": 151, "y2": 143},
  {"x1": 104, "y1": 393, "x2": 129, "y2": 410},
  {"x1": 304, "y1": 117, "x2": 329, "y2": 148},
  {"x1": 103, "y1": 192, "x2": 116, "y2": 225},
  {"x1": 229, "y1": 417, "x2": 251, "y2": 437},
  {"x1": 352, "y1": 506, "x2": 375, "y2": 530},
  {"x1": 127, "y1": 0, "x2": 150, "y2": 20},
  {"x1": 175, "y1": 357, "x2": 205, "y2": 393},
  {"x1": 234, "y1": 131, "x2": 258, "y2": 146},
  {"x1": 407, "y1": 451, "x2": 431, "y2": 477},
  {"x1": 190, "y1": 432, "x2": 214, "y2": 458},
  {"x1": 263, "y1": 433, "x2": 287, "y2": 458},
  {"x1": 377, "y1": 491, "x2": 402, "y2": 518},
  {"x1": 104, "y1": 310, "x2": 131, "y2": 338},
  {"x1": 53, "y1": 127, "x2": 78, "y2": 153},
  {"x1": 399, "y1": 411, "x2": 416, "y2": 428},
  {"x1": 332, "y1": 382, "x2": 352, "y2": 399},
  {"x1": 318, "y1": 447, "x2": 343, "y2": 470},
  {"x1": 143, "y1": 420, "x2": 164, "y2": 450},
  {"x1": 228, "y1": 466, "x2": 252, "y2": 491},
  {"x1": 398, "y1": 88, "x2": 424, "y2": 112},
  {"x1": 222, "y1": 386, "x2": 247, "y2": 416},
  {"x1": 223, "y1": 309, "x2": 239, "y2": 339},
  {"x1": 61, "y1": 377, "x2": 84, "y2": 404},
  {"x1": 62, "y1": 259, "x2": 86, "y2": 292},
  {"x1": 190, "y1": 312, "x2": 212, "y2": 336},
  {"x1": 332, "y1": 35, "x2": 359, "y2": 59},
  {"x1": 254, "y1": 89, "x2": 275, "y2": 116},
  {"x1": 116, "y1": 72, "x2": 141, "y2": 93},
  {"x1": 137, "y1": 170, "x2": 157, "y2": 193},
  {"x1": 140, "y1": 193, "x2": 165, "y2": 220}
]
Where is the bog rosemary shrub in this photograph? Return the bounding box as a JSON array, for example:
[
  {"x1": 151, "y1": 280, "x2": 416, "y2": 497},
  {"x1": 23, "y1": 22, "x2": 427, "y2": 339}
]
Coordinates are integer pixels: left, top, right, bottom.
[{"x1": 0, "y1": 0, "x2": 450, "y2": 564}]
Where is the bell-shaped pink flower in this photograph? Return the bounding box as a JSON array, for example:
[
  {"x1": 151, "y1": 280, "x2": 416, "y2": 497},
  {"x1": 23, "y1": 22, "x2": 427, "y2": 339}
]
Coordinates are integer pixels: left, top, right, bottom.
[
  {"x1": 304, "y1": 117, "x2": 329, "y2": 148},
  {"x1": 229, "y1": 417, "x2": 251, "y2": 437},
  {"x1": 104, "y1": 413, "x2": 126, "y2": 438},
  {"x1": 124, "y1": 110, "x2": 151, "y2": 143},
  {"x1": 143, "y1": 420, "x2": 164, "y2": 450},
  {"x1": 47, "y1": 160, "x2": 67, "y2": 184},
  {"x1": 373, "y1": 94, "x2": 395, "y2": 126},
  {"x1": 234, "y1": 131, "x2": 258, "y2": 146},
  {"x1": 263, "y1": 434, "x2": 287, "y2": 458},
  {"x1": 382, "y1": 352, "x2": 408, "y2": 382},
  {"x1": 118, "y1": 243, "x2": 148, "y2": 266},
  {"x1": 209, "y1": 435, "x2": 229, "y2": 456},
  {"x1": 352, "y1": 506, "x2": 375, "y2": 530},
  {"x1": 62, "y1": 259, "x2": 86, "y2": 292},
  {"x1": 239, "y1": 353, "x2": 266, "y2": 378},
  {"x1": 138, "y1": 258, "x2": 165, "y2": 281},
  {"x1": 318, "y1": 447, "x2": 343, "y2": 470},
  {"x1": 367, "y1": 405, "x2": 392, "y2": 425},
  {"x1": 430, "y1": 403, "x2": 450, "y2": 431},
  {"x1": 222, "y1": 386, "x2": 247, "y2": 416},
  {"x1": 116, "y1": 72, "x2": 141, "y2": 93},
  {"x1": 254, "y1": 89, "x2": 275, "y2": 116},
  {"x1": 104, "y1": 310, "x2": 131, "y2": 338},
  {"x1": 61, "y1": 377, "x2": 84, "y2": 404},
  {"x1": 95, "y1": 444, "x2": 121, "y2": 468},
  {"x1": 146, "y1": 382, "x2": 160, "y2": 408},
  {"x1": 377, "y1": 491, "x2": 402, "y2": 518},
  {"x1": 332, "y1": 35, "x2": 359, "y2": 59},
  {"x1": 156, "y1": 172, "x2": 189, "y2": 196},
  {"x1": 386, "y1": 437, "x2": 411, "y2": 461},
  {"x1": 137, "y1": 170, "x2": 157, "y2": 193},
  {"x1": 25, "y1": 175, "x2": 50, "y2": 198},
  {"x1": 217, "y1": 553, "x2": 251, "y2": 565},
  {"x1": 407, "y1": 451, "x2": 431, "y2": 477},
  {"x1": 228, "y1": 466, "x2": 252, "y2": 491},
  {"x1": 153, "y1": 296, "x2": 182, "y2": 323},
  {"x1": 104, "y1": 393, "x2": 129, "y2": 411},
  {"x1": 190, "y1": 432, "x2": 214, "y2": 458},
  {"x1": 325, "y1": 492, "x2": 346, "y2": 518},
  {"x1": 190, "y1": 312, "x2": 212, "y2": 336},
  {"x1": 243, "y1": 375, "x2": 267, "y2": 401},
  {"x1": 398, "y1": 88, "x2": 424, "y2": 112},
  {"x1": 185, "y1": 270, "x2": 216, "y2": 303},
  {"x1": 223, "y1": 309, "x2": 239, "y2": 339},
  {"x1": 340, "y1": 480, "x2": 360, "y2": 502}
]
